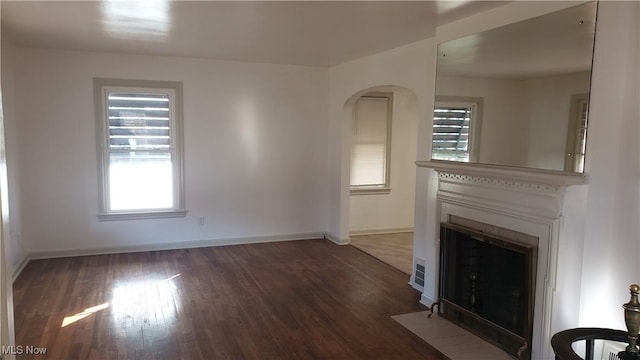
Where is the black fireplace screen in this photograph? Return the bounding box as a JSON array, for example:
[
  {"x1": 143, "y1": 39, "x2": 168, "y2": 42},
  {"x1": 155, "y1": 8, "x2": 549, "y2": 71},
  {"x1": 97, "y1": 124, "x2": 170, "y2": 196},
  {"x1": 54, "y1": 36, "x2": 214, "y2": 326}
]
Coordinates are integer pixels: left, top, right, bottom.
[{"x1": 439, "y1": 222, "x2": 536, "y2": 359}]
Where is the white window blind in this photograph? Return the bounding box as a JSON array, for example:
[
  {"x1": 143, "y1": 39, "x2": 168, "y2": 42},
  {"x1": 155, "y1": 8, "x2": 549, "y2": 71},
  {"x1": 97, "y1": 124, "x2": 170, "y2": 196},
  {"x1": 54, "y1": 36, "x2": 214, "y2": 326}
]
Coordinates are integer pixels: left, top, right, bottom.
[
  {"x1": 350, "y1": 94, "x2": 392, "y2": 190},
  {"x1": 108, "y1": 93, "x2": 171, "y2": 151},
  {"x1": 432, "y1": 98, "x2": 481, "y2": 162}
]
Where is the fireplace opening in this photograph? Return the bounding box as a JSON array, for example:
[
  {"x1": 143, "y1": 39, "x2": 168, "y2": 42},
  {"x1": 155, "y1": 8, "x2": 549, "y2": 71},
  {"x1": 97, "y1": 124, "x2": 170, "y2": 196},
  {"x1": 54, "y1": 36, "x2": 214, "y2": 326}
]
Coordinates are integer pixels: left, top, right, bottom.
[{"x1": 437, "y1": 222, "x2": 537, "y2": 359}]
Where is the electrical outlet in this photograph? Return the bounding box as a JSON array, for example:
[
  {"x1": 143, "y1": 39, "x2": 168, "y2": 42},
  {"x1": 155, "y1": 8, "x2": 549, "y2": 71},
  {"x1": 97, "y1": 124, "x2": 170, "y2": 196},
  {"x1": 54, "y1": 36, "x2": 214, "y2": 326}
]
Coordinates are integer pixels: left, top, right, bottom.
[{"x1": 198, "y1": 217, "x2": 205, "y2": 226}]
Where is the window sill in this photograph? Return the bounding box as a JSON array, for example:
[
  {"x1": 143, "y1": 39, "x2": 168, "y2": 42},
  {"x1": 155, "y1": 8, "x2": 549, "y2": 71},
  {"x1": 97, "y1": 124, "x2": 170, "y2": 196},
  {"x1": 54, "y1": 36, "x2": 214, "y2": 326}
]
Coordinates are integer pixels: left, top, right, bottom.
[
  {"x1": 350, "y1": 187, "x2": 392, "y2": 195},
  {"x1": 97, "y1": 210, "x2": 188, "y2": 222}
]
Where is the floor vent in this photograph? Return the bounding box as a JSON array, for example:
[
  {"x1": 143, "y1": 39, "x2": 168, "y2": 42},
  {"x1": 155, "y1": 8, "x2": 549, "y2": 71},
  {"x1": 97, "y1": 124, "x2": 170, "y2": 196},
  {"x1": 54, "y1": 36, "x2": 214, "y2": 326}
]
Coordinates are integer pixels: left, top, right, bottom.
[
  {"x1": 601, "y1": 340, "x2": 625, "y2": 360},
  {"x1": 414, "y1": 257, "x2": 426, "y2": 287}
]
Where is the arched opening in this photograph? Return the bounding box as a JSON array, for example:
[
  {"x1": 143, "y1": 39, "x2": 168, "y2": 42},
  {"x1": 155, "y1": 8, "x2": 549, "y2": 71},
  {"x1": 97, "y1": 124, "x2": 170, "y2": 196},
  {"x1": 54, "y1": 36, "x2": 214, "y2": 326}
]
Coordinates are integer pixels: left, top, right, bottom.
[{"x1": 342, "y1": 85, "x2": 419, "y2": 276}]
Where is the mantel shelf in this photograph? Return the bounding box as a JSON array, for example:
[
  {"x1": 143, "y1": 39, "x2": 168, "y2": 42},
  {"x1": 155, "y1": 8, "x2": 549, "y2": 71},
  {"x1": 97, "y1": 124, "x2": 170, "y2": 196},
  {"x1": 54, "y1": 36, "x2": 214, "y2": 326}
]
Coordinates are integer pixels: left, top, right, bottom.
[{"x1": 415, "y1": 160, "x2": 588, "y2": 187}]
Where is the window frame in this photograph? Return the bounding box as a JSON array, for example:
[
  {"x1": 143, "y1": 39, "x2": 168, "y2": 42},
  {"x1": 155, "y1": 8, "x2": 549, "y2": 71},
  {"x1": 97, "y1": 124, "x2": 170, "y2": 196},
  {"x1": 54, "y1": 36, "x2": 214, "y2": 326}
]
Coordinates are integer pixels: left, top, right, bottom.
[
  {"x1": 349, "y1": 92, "x2": 393, "y2": 195},
  {"x1": 94, "y1": 78, "x2": 187, "y2": 221},
  {"x1": 564, "y1": 93, "x2": 589, "y2": 172},
  {"x1": 432, "y1": 96, "x2": 483, "y2": 163}
]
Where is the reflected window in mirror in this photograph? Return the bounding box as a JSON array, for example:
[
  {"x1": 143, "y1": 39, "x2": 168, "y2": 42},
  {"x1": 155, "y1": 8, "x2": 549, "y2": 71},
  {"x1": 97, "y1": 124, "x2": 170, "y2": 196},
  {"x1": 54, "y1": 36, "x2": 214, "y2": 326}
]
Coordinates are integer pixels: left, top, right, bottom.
[
  {"x1": 350, "y1": 93, "x2": 393, "y2": 194},
  {"x1": 432, "y1": 96, "x2": 483, "y2": 163},
  {"x1": 565, "y1": 94, "x2": 589, "y2": 172},
  {"x1": 431, "y1": 1, "x2": 597, "y2": 173}
]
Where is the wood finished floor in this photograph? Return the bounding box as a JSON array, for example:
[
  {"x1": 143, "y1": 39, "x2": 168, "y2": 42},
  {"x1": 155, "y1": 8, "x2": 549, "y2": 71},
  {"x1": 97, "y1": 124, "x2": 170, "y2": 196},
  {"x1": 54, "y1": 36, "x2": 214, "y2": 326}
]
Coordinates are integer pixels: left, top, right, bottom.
[
  {"x1": 349, "y1": 232, "x2": 413, "y2": 275},
  {"x1": 13, "y1": 239, "x2": 447, "y2": 360}
]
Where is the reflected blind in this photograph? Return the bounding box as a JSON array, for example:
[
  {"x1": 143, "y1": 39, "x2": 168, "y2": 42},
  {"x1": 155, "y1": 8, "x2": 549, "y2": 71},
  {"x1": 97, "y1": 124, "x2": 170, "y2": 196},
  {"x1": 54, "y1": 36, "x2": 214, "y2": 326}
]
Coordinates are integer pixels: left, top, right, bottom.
[{"x1": 432, "y1": 104, "x2": 473, "y2": 162}]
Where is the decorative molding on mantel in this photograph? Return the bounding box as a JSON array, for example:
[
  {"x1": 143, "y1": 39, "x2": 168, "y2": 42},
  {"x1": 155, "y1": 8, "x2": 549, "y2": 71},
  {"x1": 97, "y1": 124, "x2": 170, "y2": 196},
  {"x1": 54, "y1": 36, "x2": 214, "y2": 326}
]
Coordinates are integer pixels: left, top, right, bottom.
[
  {"x1": 437, "y1": 171, "x2": 562, "y2": 194},
  {"x1": 417, "y1": 160, "x2": 585, "y2": 219},
  {"x1": 415, "y1": 160, "x2": 588, "y2": 187}
]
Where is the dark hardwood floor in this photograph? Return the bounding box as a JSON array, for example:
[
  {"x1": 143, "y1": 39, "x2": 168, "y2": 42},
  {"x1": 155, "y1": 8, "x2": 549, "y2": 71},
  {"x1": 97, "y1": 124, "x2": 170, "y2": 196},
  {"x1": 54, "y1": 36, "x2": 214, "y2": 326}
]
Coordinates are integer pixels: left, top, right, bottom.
[{"x1": 13, "y1": 239, "x2": 447, "y2": 360}]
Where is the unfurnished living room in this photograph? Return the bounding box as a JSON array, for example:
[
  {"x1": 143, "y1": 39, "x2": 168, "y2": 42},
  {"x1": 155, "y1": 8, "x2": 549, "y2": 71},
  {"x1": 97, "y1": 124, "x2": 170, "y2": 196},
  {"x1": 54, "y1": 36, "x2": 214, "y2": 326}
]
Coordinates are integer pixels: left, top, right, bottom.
[{"x1": 0, "y1": 1, "x2": 638, "y2": 359}]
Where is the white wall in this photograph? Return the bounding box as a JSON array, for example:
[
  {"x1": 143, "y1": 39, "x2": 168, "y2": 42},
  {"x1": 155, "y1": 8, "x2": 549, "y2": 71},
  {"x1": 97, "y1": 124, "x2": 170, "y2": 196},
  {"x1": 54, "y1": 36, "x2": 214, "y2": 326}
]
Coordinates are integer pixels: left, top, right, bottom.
[
  {"x1": 11, "y1": 47, "x2": 330, "y2": 255},
  {"x1": 327, "y1": 38, "x2": 436, "y2": 250},
  {"x1": 349, "y1": 86, "x2": 418, "y2": 233},
  {"x1": 436, "y1": 71, "x2": 591, "y2": 170},
  {"x1": 578, "y1": 1, "x2": 640, "y2": 329},
  {"x1": 522, "y1": 72, "x2": 591, "y2": 171}
]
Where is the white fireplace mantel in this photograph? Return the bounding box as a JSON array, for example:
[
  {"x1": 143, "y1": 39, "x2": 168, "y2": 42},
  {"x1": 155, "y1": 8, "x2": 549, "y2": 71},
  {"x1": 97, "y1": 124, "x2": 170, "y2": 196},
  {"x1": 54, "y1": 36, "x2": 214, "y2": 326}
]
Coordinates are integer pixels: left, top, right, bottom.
[
  {"x1": 416, "y1": 160, "x2": 588, "y2": 187},
  {"x1": 416, "y1": 159, "x2": 588, "y2": 360}
]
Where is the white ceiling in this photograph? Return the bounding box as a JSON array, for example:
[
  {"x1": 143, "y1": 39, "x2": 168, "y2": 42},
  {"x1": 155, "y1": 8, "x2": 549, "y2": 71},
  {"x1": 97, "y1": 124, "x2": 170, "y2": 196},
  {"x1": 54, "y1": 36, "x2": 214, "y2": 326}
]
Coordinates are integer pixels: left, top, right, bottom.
[{"x1": 1, "y1": 1, "x2": 507, "y2": 67}]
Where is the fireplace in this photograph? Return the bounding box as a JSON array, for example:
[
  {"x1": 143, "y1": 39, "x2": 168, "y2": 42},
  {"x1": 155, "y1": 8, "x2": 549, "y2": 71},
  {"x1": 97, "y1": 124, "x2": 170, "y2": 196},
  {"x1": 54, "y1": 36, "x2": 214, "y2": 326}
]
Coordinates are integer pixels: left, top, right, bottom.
[
  {"x1": 436, "y1": 221, "x2": 537, "y2": 359},
  {"x1": 414, "y1": 163, "x2": 585, "y2": 358}
]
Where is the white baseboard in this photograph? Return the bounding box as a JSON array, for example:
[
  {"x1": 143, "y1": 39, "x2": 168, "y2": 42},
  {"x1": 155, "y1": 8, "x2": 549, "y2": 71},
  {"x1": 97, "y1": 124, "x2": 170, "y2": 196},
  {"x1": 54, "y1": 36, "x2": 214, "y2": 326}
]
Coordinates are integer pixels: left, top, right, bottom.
[
  {"x1": 349, "y1": 227, "x2": 414, "y2": 236},
  {"x1": 420, "y1": 293, "x2": 436, "y2": 308},
  {"x1": 12, "y1": 231, "x2": 386, "y2": 281},
  {"x1": 12, "y1": 255, "x2": 30, "y2": 282},
  {"x1": 409, "y1": 279, "x2": 424, "y2": 293},
  {"x1": 25, "y1": 232, "x2": 327, "y2": 262},
  {"x1": 323, "y1": 232, "x2": 350, "y2": 245}
]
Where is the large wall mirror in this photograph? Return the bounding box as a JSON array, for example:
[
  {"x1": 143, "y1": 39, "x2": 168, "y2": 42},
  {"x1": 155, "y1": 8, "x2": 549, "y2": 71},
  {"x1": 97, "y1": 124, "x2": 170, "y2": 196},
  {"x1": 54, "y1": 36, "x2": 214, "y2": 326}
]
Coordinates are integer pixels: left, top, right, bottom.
[{"x1": 432, "y1": 1, "x2": 597, "y2": 173}]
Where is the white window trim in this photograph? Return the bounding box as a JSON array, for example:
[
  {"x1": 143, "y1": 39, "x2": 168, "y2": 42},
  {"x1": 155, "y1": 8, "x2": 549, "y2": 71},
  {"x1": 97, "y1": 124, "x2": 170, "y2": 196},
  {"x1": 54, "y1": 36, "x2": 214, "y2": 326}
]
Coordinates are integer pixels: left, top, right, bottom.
[
  {"x1": 350, "y1": 92, "x2": 393, "y2": 195},
  {"x1": 94, "y1": 78, "x2": 187, "y2": 221},
  {"x1": 350, "y1": 187, "x2": 392, "y2": 195},
  {"x1": 432, "y1": 96, "x2": 483, "y2": 163},
  {"x1": 564, "y1": 93, "x2": 589, "y2": 172}
]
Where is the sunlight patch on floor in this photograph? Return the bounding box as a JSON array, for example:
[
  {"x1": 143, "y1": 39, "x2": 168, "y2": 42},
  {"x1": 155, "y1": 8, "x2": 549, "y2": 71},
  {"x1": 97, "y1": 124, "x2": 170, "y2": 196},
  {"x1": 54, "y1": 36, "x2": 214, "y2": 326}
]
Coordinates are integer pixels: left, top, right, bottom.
[
  {"x1": 61, "y1": 302, "x2": 110, "y2": 328},
  {"x1": 110, "y1": 273, "x2": 182, "y2": 327}
]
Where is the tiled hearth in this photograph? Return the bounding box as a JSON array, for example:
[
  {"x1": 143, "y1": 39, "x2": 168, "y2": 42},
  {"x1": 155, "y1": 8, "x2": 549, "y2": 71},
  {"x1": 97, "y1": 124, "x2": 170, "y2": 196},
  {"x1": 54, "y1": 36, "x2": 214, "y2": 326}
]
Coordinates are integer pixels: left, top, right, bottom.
[{"x1": 392, "y1": 311, "x2": 512, "y2": 360}]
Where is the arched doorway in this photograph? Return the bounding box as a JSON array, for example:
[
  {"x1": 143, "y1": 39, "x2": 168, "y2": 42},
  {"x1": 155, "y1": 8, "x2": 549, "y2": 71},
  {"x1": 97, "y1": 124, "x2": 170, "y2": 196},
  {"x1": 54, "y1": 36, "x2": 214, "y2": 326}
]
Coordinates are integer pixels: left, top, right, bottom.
[{"x1": 342, "y1": 85, "x2": 419, "y2": 276}]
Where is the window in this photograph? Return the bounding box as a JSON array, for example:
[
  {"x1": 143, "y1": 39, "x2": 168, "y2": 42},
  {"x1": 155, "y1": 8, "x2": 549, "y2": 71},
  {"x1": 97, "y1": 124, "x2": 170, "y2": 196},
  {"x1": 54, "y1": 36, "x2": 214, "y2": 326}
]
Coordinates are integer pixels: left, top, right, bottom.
[
  {"x1": 94, "y1": 78, "x2": 186, "y2": 220},
  {"x1": 350, "y1": 93, "x2": 392, "y2": 194},
  {"x1": 565, "y1": 93, "x2": 589, "y2": 172},
  {"x1": 432, "y1": 97, "x2": 483, "y2": 162}
]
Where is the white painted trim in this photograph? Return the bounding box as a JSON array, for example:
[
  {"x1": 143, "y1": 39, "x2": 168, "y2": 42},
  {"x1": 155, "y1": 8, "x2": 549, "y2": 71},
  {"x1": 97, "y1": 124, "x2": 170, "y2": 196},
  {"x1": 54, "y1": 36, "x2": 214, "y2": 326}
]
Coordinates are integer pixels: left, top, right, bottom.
[
  {"x1": 428, "y1": 165, "x2": 579, "y2": 360},
  {"x1": 433, "y1": 96, "x2": 484, "y2": 163},
  {"x1": 324, "y1": 232, "x2": 350, "y2": 245},
  {"x1": 11, "y1": 255, "x2": 29, "y2": 283},
  {"x1": 409, "y1": 280, "x2": 424, "y2": 293},
  {"x1": 11, "y1": 232, "x2": 385, "y2": 280},
  {"x1": 420, "y1": 293, "x2": 436, "y2": 308},
  {"x1": 97, "y1": 210, "x2": 188, "y2": 221},
  {"x1": 94, "y1": 78, "x2": 186, "y2": 217},
  {"x1": 26, "y1": 233, "x2": 326, "y2": 261},
  {"x1": 416, "y1": 160, "x2": 588, "y2": 186},
  {"x1": 349, "y1": 187, "x2": 392, "y2": 195},
  {"x1": 349, "y1": 227, "x2": 413, "y2": 236}
]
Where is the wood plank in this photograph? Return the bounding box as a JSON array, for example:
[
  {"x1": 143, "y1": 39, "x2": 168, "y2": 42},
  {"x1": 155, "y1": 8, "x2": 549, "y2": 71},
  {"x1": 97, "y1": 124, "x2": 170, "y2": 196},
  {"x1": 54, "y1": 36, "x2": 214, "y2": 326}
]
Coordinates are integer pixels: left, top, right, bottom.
[
  {"x1": 350, "y1": 232, "x2": 414, "y2": 275},
  {"x1": 13, "y1": 239, "x2": 447, "y2": 360}
]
